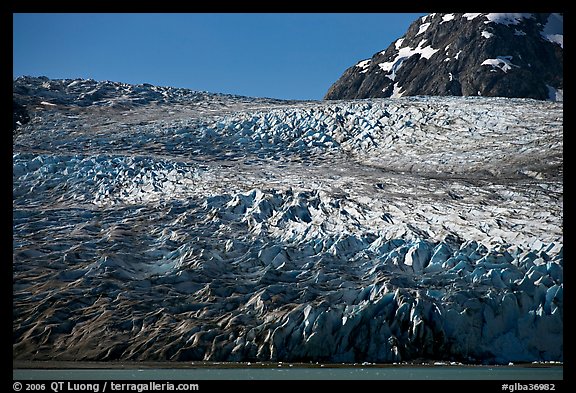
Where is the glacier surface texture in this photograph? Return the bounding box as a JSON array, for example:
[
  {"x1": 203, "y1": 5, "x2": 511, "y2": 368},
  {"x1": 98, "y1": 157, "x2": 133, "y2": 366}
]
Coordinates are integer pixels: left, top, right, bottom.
[{"x1": 13, "y1": 78, "x2": 563, "y2": 364}]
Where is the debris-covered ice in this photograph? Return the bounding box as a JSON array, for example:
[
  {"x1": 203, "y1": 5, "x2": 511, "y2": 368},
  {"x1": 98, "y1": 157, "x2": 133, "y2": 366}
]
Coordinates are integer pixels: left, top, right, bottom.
[{"x1": 13, "y1": 78, "x2": 562, "y2": 363}]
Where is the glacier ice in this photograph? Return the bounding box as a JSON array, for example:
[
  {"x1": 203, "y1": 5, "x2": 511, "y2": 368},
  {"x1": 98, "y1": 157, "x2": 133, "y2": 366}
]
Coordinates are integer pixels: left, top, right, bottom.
[{"x1": 13, "y1": 79, "x2": 562, "y2": 364}]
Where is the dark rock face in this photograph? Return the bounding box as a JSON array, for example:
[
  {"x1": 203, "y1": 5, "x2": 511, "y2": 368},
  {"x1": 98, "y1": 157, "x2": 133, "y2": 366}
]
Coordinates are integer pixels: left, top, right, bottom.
[
  {"x1": 325, "y1": 13, "x2": 563, "y2": 101},
  {"x1": 13, "y1": 99, "x2": 30, "y2": 133}
]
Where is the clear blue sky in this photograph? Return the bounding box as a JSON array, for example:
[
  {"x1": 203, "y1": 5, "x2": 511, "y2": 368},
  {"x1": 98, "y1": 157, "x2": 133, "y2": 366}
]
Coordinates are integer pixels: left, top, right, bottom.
[{"x1": 13, "y1": 13, "x2": 425, "y2": 100}]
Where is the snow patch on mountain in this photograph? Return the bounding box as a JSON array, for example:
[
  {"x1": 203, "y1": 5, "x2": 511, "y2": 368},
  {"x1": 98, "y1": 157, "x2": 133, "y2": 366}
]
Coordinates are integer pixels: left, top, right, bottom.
[
  {"x1": 463, "y1": 13, "x2": 481, "y2": 20},
  {"x1": 481, "y1": 56, "x2": 518, "y2": 73},
  {"x1": 355, "y1": 59, "x2": 371, "y2": 73},
  {"x1": 379, "y1": 40, "x2": 439, "y2": 81},
  {"x1": 417, "y1": 22, "x2": 431, "y2": 36},
  {"x1": 441, "y1": 14, "x2": 455, "y2": 23},
  {"x1": 390, "y1": 84, "x2": 403, "y2": 98},
  {"x1": 484, "y1": 13, "x2": 534, "y2": 26},
  {"x1": 481, "y1": 31, "x2": 494, "y2": 39}
]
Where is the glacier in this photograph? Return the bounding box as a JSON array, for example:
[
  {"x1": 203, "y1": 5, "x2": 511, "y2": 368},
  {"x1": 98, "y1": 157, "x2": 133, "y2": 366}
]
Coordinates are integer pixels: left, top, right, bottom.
[{"x1": 13, "y1": 78, "x2": 562, "y2": 364}]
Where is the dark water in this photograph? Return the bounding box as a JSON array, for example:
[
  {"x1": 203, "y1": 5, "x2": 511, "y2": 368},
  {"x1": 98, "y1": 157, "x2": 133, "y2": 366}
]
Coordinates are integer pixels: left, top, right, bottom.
[{"x1": 14, "y1": 366, "x2": 563, "y2": 380}]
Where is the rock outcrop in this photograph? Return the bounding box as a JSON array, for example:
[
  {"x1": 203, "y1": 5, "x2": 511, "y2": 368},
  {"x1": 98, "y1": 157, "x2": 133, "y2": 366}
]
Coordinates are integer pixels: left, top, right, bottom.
[
  {"x1": 13, "y1": 98, "x2": 30, "y2": 133},
  {"x1": 325, "y1": 13, "x2": 563, "y2": 101}
]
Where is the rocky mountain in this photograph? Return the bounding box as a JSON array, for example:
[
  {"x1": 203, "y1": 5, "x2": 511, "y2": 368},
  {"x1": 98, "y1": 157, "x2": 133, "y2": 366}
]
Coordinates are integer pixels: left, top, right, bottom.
[{"x1": 325, "y1": 13, "x2": 563, "y2": 101}]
